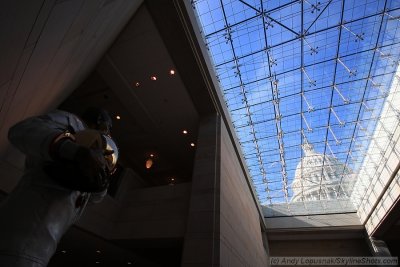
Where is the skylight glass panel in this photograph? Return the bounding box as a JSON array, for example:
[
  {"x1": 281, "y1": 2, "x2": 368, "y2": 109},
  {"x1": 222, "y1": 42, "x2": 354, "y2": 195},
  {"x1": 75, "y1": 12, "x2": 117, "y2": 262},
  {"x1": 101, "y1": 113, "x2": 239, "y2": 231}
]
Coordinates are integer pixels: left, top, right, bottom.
[{"x1": 192, "y1": 0, "x2": 400, "y2": 216}]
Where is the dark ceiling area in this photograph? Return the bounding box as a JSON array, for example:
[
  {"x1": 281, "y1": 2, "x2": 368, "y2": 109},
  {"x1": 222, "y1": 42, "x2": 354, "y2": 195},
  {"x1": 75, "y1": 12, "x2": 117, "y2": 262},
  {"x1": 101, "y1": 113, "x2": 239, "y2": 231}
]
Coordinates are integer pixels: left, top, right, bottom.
[
  {"x1": 60, "y1": 1, "x2": 208, "y2": 187},
  {"x1": 60, "y1": 70, "x2": 197, "y2": 187},
  {"x1": 49, "y1": 226, "x2": 183, "y2": 267}
]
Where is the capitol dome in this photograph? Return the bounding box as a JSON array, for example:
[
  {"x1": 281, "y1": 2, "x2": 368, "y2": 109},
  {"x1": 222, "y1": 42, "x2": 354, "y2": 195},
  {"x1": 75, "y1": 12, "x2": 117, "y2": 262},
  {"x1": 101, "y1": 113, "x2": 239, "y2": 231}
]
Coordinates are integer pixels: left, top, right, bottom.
[{"x1": 291, "y1": 143, "x2": 353, "y2": 202}]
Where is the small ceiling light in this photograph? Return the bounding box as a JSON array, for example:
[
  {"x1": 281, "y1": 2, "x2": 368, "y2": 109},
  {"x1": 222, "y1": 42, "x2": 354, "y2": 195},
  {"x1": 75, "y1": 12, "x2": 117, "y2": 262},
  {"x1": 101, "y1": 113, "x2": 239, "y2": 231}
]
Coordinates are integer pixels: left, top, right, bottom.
[
  {"x1": 116, "y1": 115, "x2": 121, "y2": 120},
  {"x1": 135, "y1": 82, "x2": 140, "y2": 87},
  {"x1": 150, "y1": 154, "x2": 154, "y2": 158},
  {"x1": 169, "y1": 69, "x2": 176, "y2": 75},
  {"x1": 182, "y1": 130, "x2": 188, "y2": 134},
  {"x1": 96, "y1": 250, "x2": 101, "y2": 254},
  {"x1": 150, "y1": 76, "x2": 157, "y2": 81},
  {"x1": 95, "y1": 261, "x2": 100, "y2": 264},
  {"x1": 171, "y1": 178, "x2": 175, "y2": 181},
  {"x1": 61, "y1": 250, "x2": 67, "y2": 254},
  {"x1": 190, "y1": 143, "x2": 195, "y2": 147},
  {"x1": 145, "y1": 158, "x2": 153, "y2": 169},
  {"x1": 127, "y1": 262, "x2": 132, "y2": 265}
]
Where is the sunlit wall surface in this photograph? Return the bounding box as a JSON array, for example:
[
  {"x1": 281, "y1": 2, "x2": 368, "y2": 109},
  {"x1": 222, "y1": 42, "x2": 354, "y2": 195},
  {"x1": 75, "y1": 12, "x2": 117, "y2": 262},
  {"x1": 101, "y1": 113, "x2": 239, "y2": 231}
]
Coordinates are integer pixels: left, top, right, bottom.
[
  {"x1": 192, "y1": 0, "x2": 400, "y2": 215},
  {"x1": 352, "y1": 64, "x2": 400, "y2": 228}
]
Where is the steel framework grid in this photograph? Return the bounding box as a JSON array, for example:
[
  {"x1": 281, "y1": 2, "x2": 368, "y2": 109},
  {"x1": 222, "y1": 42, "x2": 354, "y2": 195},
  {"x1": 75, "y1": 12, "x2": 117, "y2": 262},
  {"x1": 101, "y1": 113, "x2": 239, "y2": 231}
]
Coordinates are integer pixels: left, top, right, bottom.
[{"x1": 192, "y1": 0, "x2": 400, "y2": 215}]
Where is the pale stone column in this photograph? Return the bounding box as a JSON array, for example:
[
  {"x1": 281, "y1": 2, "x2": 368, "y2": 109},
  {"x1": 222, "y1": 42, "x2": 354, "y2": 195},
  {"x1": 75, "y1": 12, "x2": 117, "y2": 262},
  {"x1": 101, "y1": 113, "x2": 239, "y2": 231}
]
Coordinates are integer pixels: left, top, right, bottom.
[{"x1": 181, "y1": 114, "x2": 221, "y2": 267}]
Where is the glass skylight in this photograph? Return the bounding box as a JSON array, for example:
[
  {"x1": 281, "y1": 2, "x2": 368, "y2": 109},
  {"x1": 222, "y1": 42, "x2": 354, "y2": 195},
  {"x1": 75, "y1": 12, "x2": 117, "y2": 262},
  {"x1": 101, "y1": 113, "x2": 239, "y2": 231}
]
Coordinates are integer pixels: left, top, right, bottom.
[{"x1": 192, "y1": 0, "x2": 400, "y2": 215}]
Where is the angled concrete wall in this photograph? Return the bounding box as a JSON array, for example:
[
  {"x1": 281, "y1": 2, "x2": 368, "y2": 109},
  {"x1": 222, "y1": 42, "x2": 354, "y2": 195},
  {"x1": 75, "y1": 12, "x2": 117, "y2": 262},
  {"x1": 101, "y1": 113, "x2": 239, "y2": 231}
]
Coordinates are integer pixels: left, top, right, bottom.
[
  {"x1": 77, "y1": 181, "x2": 191, "y2": 240},
  {"x1": 269, "y1": 238, "x2": 371, "y2": 257},
  {"x1": 266, "y1": 213, "x2": 373, "y2": 261},
  {"x1": 351, "y1": 66, "x2": 400, "y2": 235},
  {"x1": 181, "y1": 114, "x2": 221, "y2": 266},
  {"x1": 181, "y1": 114, "x2": 268, "y2": 266},
  {"x1": 220, "y1": 120, "x2": 269, "y2": 267}
]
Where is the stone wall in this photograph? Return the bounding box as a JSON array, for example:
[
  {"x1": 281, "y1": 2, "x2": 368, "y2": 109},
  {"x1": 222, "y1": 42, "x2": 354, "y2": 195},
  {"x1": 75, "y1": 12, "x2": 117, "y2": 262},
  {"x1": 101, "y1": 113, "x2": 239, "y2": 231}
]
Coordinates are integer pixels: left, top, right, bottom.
[{"x1": 220, "y1": 119, "x2": 269, "y2": 266}]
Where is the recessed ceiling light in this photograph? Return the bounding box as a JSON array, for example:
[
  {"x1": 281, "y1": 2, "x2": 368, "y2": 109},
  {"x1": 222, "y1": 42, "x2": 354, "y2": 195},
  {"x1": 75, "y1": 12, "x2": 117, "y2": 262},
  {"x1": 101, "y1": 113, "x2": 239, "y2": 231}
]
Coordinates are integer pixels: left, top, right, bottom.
[
  {"x1": 96, "y1": 250, "x2": 101, "y2": 254},
  {"x1": 116, "y1": 115, "x2": 121, "y2": 120},
  {"x1": 171, "y1": 177, "x2": 175, "y2": 181},
  {"x1": 95, "y1": 261, "x2": 100, "y2": 264},
  {"x1": 61, "y1": 250, "x2": 67, "y2": 254},
  {"x1": 145, "y1": 158, "x2": 153, "y2": 169},
  {"x1": 190, "y1": 143, "x2": 195, "y2": 147},
  {"x1": 169, "y1": 69, "x2": 176, "y2": 75},
  {"x1": 135, "y1": 82, "x2": 140, "y2": 87},
  {"x1": 182, "y1": 130, "x2": 188, "y2": 134},
  {"x1": 127, "y1": 262, "x2": 132, "y2": 265},
  {"x1": 150, "y1": 76, "x2": 157, "y2": 81}
]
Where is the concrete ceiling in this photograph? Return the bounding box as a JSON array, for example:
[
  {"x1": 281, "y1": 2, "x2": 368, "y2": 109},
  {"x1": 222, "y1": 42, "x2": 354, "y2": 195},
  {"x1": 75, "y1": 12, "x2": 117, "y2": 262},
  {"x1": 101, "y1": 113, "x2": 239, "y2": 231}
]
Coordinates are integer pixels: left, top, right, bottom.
[
  {"x1": 61, "y1": 3, "x2": 202, "y2": 185},
  {"x1": 49, "y1": 226, "x2": 183, "y2": 266}
]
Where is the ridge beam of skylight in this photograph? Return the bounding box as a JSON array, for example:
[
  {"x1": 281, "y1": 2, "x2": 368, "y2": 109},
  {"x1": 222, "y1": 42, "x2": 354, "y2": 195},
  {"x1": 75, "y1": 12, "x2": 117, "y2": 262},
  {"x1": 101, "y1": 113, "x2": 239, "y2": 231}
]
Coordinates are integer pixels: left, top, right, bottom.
[{"x1": 272, "y1": 78, "x2": 290, "y2": 202}]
